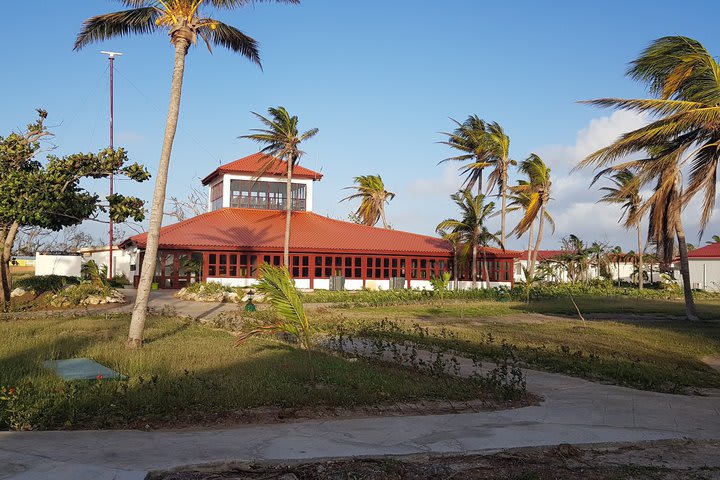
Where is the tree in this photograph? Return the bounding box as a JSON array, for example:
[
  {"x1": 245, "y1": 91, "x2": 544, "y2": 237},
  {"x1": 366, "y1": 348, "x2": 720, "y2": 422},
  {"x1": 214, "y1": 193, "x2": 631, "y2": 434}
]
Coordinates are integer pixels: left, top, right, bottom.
[
  {"x1": 706, "y1": 235, "x2": 720, "y2": 245},
  {"x1": 0, "y1": 110, "x2": 148, "y2": 307},
  {"x1": 595, "y1": 168, "x2": 645, "y2": 289},
  {"x1": 340, "y1": 175, "x2": 395, "y2": 228},
  {"x1": 436, "y1": 191, "x2": 501, "y2": 289},
  {"x1": 483, "y1": 122, "x2": 515, "y2": 249},
  {"x1": 75, "y1": 0, "x2": 299, "y2": 348},
  {"x1": 165, "y1": 182, "x2": 208, "y2": 221},
  {"x1": 510, "y1": 154, "x2": 553, "y2": 278},
  {"x1": 435, "y1": 227, "x2": 460, "y2": 290},
  {"x1": 576, "y1": 36, "x2": 720, "y2": 321},
  {"x1": 610, "y1": 246, "x2": 624, "y2": 287},
  {"x1": 240, "y1": 106, "x2": 319, "y2": 267},
  {"x1": 439, "y1": 115, "x2": 491, "y2": 194}
]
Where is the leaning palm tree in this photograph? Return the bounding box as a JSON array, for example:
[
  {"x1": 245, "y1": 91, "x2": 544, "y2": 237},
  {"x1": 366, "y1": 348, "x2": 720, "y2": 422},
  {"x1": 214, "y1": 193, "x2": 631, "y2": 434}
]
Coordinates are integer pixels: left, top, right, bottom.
[
  {"x1": 576, "y1": 36, "x2": 720, "y2": 321},
  {"x1": 436, "y1": 191, "x2": 500, "y2": 289},
  {"x1": 438, "y1": 115, "x2": 491, "y2": 194},
  {"x1": 340, "y1": 175, "x2": 395, "y2": 228},
  {"x1": 594, "y1": 168, "x2": 645, "y2": 289},
  {"x1": 510, "y1": 154, "x2": 553, "y2": 278},
  {"x1": 75, "y1": 0, "x2": 299, "y2": 349},
  {"x1": 483, "y1": 122, "x2": 515, "y2": 248},
  {"x1": 240, "y1": 106, "x2": 318, "y2": 267}
]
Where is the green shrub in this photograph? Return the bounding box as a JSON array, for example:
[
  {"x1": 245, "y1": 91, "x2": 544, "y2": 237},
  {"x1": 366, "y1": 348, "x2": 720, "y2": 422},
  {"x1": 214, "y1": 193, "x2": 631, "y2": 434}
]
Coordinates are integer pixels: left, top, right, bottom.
[
  {"x1": 109, "y1": 274, "x2": 130, "y2": 288},
  {"x1": 52, "y1": 283, "x2": 111, "y2": 306},
  {"x1": 184, "y1": 281, "x2": 233, "y2": 295},
  {"x1": 14, "y1": 275, "x2": 79, "y2": 294}
]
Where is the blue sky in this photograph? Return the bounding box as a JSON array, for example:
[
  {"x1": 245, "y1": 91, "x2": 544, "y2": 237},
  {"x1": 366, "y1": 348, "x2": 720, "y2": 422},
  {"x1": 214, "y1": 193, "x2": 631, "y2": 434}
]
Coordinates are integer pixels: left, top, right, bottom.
[{"x1": 3, "y1": 1, "x2": 720, "y2": 250}]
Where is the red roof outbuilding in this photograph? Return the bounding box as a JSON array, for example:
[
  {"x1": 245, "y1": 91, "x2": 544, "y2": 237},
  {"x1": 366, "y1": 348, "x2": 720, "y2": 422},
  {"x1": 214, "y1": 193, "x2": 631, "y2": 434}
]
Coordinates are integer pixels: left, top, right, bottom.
[{"x1": 686, "y1": 242, "x2": 720, "y2": 259}]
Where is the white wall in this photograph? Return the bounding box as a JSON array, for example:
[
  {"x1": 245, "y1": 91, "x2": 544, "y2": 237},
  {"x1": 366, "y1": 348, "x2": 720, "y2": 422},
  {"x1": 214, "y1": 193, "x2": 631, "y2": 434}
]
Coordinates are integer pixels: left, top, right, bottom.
[
  {"x1": 680, "y1": 259, "x2": 720, "y2": 292},
  {"x1": 35, "y1": 254, "x2": 82, "y2": 277},
  {"x1": 82, "y1": 248, "x2": 136, "y2": 280}
]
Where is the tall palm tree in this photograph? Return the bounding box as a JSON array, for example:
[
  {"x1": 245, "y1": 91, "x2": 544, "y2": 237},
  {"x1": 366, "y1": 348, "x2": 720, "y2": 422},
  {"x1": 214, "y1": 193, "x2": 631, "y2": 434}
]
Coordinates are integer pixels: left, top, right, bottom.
[
  {"x1": 438, "y1": 115, "x2": 491, "y2": 194},
  {"x1": 484, "y1": 122, "x2": 515, "y2": 248},
  {"x1": 340, "y1": 175, "x2": 395, "y2": 228},
  {"x1": 436, "y1": 227, "x2": 460, "y2": 290},
  {"x1": 240, "y1": 106, "x2": 318, "y2": 267},
  {"x1": 577, "y1": 36, "x2": 720, "y2": 321},
  {"x1": 436, "y1": 191, "x2": 500, "y2": 289},
  {"x1": 75, "y1": 0, "x2": 299, "y2": 349},
  {"x1": 510, "y1": 154, "x2": 553, "y2": 278},
  {"x1": 594, "y1": 168, "x2": 645, "y2": 289}
]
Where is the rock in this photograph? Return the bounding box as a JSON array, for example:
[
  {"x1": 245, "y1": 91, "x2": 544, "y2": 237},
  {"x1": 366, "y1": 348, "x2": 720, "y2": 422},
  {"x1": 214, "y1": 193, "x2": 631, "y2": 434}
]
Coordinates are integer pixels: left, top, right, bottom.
[
  {"x1": 225, "y1": 292, "x2": 238, "y2": 302},
  {"x1": 85, "y1": 295, "x2": 103, "y2": 305},
  {"x1": 10, "y1": 287, "x2": 27, "y2": 298},
  {"x1": 174, "y1": 287, "x2": 187, "y2": 298},
  {"x1": 278, "y1": 474, "x2": 299, "y2": 480}
]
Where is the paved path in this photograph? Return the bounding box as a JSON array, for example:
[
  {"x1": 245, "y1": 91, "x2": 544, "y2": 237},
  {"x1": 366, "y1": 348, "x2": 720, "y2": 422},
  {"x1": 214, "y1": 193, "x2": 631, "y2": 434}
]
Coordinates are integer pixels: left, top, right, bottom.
[{"x1": 2, "y1": 353, "x2": 719, "y2": 480}]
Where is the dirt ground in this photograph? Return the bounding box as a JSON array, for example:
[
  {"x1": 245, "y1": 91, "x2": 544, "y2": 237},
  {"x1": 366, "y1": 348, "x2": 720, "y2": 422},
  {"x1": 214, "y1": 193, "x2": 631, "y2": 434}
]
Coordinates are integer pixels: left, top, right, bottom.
[{"x1": 152, "y1": 439, "x2": 720, "y2": 480}]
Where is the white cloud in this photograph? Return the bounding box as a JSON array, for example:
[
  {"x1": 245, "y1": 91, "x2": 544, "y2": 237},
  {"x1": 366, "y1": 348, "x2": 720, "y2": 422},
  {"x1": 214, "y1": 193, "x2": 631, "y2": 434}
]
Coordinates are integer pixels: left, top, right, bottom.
[{"x1": 537, "y1": 110, "x2": 648, "y2": 170}]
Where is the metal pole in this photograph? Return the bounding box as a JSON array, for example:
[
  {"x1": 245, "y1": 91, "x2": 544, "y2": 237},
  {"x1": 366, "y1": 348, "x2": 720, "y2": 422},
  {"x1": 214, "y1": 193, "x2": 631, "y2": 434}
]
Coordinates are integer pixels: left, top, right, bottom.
[
  {"x1": 109, "y1": 54, "x2": 114, "y2": 280},
  {"x1": 101, "y1": 51, "x2": 122, "y2": 280}
]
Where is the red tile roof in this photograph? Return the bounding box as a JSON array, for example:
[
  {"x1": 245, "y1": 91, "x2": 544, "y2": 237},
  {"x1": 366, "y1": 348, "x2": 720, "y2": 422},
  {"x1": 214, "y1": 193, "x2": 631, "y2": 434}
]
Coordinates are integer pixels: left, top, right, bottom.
[
  {"x1": 202, "y1": 153, "x2": 323, "y2": 185},
  {"x1": 123, "y1": 208, "x2": 515, "y2": 257},
  {"x1": 518, "y1": 250, "x2": 567, "y2": 261},
  {"x1": 687, "y1": 242, "x2": 720, "y2": 258}
]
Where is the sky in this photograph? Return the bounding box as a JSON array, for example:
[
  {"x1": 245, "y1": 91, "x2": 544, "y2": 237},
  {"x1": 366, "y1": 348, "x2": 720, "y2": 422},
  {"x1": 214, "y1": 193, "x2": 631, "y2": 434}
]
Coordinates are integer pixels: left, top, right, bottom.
[{"x1": 3, "y1": 0, "x2": 720, "y2": 251}]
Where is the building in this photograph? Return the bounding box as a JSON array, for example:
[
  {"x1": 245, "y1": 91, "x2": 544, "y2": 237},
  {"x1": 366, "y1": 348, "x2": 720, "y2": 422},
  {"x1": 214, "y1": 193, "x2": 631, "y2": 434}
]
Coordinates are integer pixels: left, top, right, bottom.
[
  {"x1": 514, "y1": 250, "x2": 635, "y2": 283},
  {"x1": 121, "y1": 154, "x2": 517, "y2": 290},
  {"x1": 77, "y1": 246, "x2": 136, "y2": 280},
  {"x1": 674, "y1": 243, "x2": 720, "y2": 291}
]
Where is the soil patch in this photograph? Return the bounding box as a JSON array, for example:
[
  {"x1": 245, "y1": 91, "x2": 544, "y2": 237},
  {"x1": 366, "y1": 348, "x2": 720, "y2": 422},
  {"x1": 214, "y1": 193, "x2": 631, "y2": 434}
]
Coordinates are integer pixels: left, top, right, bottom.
[
  {"x1": 126, "y1": 397, "x2": 538, "y2": 431},
  {"x1": 151, "y1": 439, "x2": 720, "y2": 479}
]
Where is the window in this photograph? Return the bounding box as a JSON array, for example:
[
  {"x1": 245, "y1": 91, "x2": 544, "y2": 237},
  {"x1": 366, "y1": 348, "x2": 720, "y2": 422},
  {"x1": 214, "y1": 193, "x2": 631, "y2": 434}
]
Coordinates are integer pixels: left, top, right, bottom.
[
  {"x1": 229, "y1": 179, "x2": 307, "y2": 211},
  {"x1": 210, "y1": 182, "x2": 223, "y2": 211}
]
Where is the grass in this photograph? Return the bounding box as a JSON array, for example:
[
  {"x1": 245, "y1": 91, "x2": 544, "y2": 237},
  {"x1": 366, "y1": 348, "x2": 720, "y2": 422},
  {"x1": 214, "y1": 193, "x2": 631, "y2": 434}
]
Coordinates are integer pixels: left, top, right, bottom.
[
  {"x1": 314, "y1": 299, "x2": 720, "y2": 393},
  {"x1": 0, "y1": 314, "x2": 515, "y2": 431}
]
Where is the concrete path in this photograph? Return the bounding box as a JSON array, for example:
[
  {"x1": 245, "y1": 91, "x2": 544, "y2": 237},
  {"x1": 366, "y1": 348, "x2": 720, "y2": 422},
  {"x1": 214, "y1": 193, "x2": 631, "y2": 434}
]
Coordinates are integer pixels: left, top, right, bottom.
[{"x1": 2, "y1": 358, "x2": 719, "y2": 480}]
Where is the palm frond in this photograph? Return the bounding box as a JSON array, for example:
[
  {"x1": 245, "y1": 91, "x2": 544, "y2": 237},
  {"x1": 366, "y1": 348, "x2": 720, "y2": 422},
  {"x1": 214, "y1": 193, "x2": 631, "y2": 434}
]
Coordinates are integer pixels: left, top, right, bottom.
[
  {"x1": 74, "y1": 7, "x2": 158, "y2": 50},
  {"x1": 202, "y1": 20, "x2": 260, "y2": 65}
]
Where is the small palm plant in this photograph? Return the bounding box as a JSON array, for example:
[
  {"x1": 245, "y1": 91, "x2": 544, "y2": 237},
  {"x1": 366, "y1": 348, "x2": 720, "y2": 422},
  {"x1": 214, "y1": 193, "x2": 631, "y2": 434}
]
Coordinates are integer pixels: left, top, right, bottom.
[
  {"x1": 236, "y1": 263, "x2": 312, "y2": 350},
  {"x1": 429, "y1": 271, "x2": 451, "y2": 305}
]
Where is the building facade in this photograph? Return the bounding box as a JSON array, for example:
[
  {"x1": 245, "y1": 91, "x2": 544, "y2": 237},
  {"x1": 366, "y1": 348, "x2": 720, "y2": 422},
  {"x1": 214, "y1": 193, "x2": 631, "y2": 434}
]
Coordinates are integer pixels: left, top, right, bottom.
[{"x1": 122, "y1": 154, "x2": 517, "y2": 290}]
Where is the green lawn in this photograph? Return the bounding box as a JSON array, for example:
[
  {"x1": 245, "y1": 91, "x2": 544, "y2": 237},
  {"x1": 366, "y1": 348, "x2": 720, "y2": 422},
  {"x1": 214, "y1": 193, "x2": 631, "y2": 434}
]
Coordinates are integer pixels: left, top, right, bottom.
[
  {"x1": 315, "y1": 299, "x2": 720, "y2": 393},
  {"x1": 0, "y1": 314, "x2": 517, "y2": 431}
]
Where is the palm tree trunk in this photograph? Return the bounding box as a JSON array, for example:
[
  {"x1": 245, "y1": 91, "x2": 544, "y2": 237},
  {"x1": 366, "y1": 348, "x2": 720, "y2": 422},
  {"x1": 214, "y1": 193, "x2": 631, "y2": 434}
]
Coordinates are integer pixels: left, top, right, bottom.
[
  {"x1": 380, "y1": 205, "x2": 388, "y2": 229},
  {"x1": 452, "y1": 247, "x2": 458, "y2": 290},
  {"x1": 530, "y1": 207, "x2": 545, "y2": 278},
  {"x1": 0, "y1": 222, "x2": 19, "y2": 307},
  {"x1": 526, "y1": 220, "x2": 534, "y2": 282},
  {"x1": 637, "y1": 225, "x2": 644, "y2": 290},
  {"x1": 127, "y1": 38, "x2": 189, "y2": 349},
  {"x1": 617, "y1": 258, "x2": 621, "y2": 287},
  {"x1": 471, "y1": 243, "x2": 478, "y2": 289},
  {"x1": 482, "y1": 247, "x2": 489, "y2": 288},
  {"x1": 676, "y1": 219, "x2": 699, "y2": 321},
  {"x1": 500, "y1": 166, "x2": 507, "y2": 249},
  {"x1": 284, "y1": 158, "x2": 293, "y2": 267}
]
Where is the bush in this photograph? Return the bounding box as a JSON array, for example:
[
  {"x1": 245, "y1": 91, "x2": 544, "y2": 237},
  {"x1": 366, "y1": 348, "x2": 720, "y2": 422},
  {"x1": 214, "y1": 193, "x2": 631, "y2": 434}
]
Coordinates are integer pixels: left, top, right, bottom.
[
  {"x1": 109, "y1": 274, "x2": 130, "y2": 288},
  {"x1": 184, "y1": 281, "x2": 233, "y2": 295},
  {"x1": 51, "y1": 283, "x2": 112, "y2": 306},
  {"x1": 14, "y1": 275, "x2": 79, "y2": 294}
]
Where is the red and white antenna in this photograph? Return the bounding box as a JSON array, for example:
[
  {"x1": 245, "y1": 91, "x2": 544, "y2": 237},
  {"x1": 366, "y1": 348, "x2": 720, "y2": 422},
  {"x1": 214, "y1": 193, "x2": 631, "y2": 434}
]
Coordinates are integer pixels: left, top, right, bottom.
[{"x1": 101, "y1": 51, "x2": 122, "y2": 279}]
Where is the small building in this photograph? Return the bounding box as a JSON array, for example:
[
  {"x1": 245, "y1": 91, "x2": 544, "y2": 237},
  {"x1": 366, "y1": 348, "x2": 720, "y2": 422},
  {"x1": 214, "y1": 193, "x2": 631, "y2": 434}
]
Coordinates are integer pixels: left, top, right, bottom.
[
  {"x1": 674, "y1": 243, "x2": 720, "y2": 291},
  {"x1": 77, "y1": 246, "x2": 136, "y2": 280},
  {"x1": 121, "y1": 154, "x2": 517, "y2": 290}
]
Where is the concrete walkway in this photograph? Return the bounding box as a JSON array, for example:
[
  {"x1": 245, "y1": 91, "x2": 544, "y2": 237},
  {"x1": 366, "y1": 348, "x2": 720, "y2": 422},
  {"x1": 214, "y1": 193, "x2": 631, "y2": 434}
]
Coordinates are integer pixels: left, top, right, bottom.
[{"x1": 2, "y1": 356, "x2": 719, "y2": 480}]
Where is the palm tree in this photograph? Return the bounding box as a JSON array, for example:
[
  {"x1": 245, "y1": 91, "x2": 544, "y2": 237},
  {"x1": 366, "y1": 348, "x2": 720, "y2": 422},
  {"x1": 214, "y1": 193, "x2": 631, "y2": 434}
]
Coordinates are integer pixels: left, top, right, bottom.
[
  {"x1": 510, "y1": 154, "x2": 553, "y2": 278},
  {"x1": 436, "y1": 191, "x2": 500, "y2": 289},
  {"x1": 594, "y1": 168, "x2": 645, "y2": 289},
  {"x1": 341, "y1": 175, "x2": 395, "y2": 228},
  {"x1": 576, "y1": 36, "x2": 720, "y2": 321},
  {"x1": 75, "y1": 0, "x2": 298, "y2": 349},
  {"x1": 439, "y1": 115, "x2": 491, "y2": 194},
  {"x1": 436, "y1": 227, "x2": 460, "y2": 290},
  {"x1": 611, "y1": 246, "x2": 624, "y2": 287},
  {"x1": 240, "y1": 106, "x2": 318, "y2": 267},
  {"x1": 706, "y1": 235, "x2": 720, "y2": 245},
  {"x1": 483, "y1": 122, "x2": 515, "y2": 248}
]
